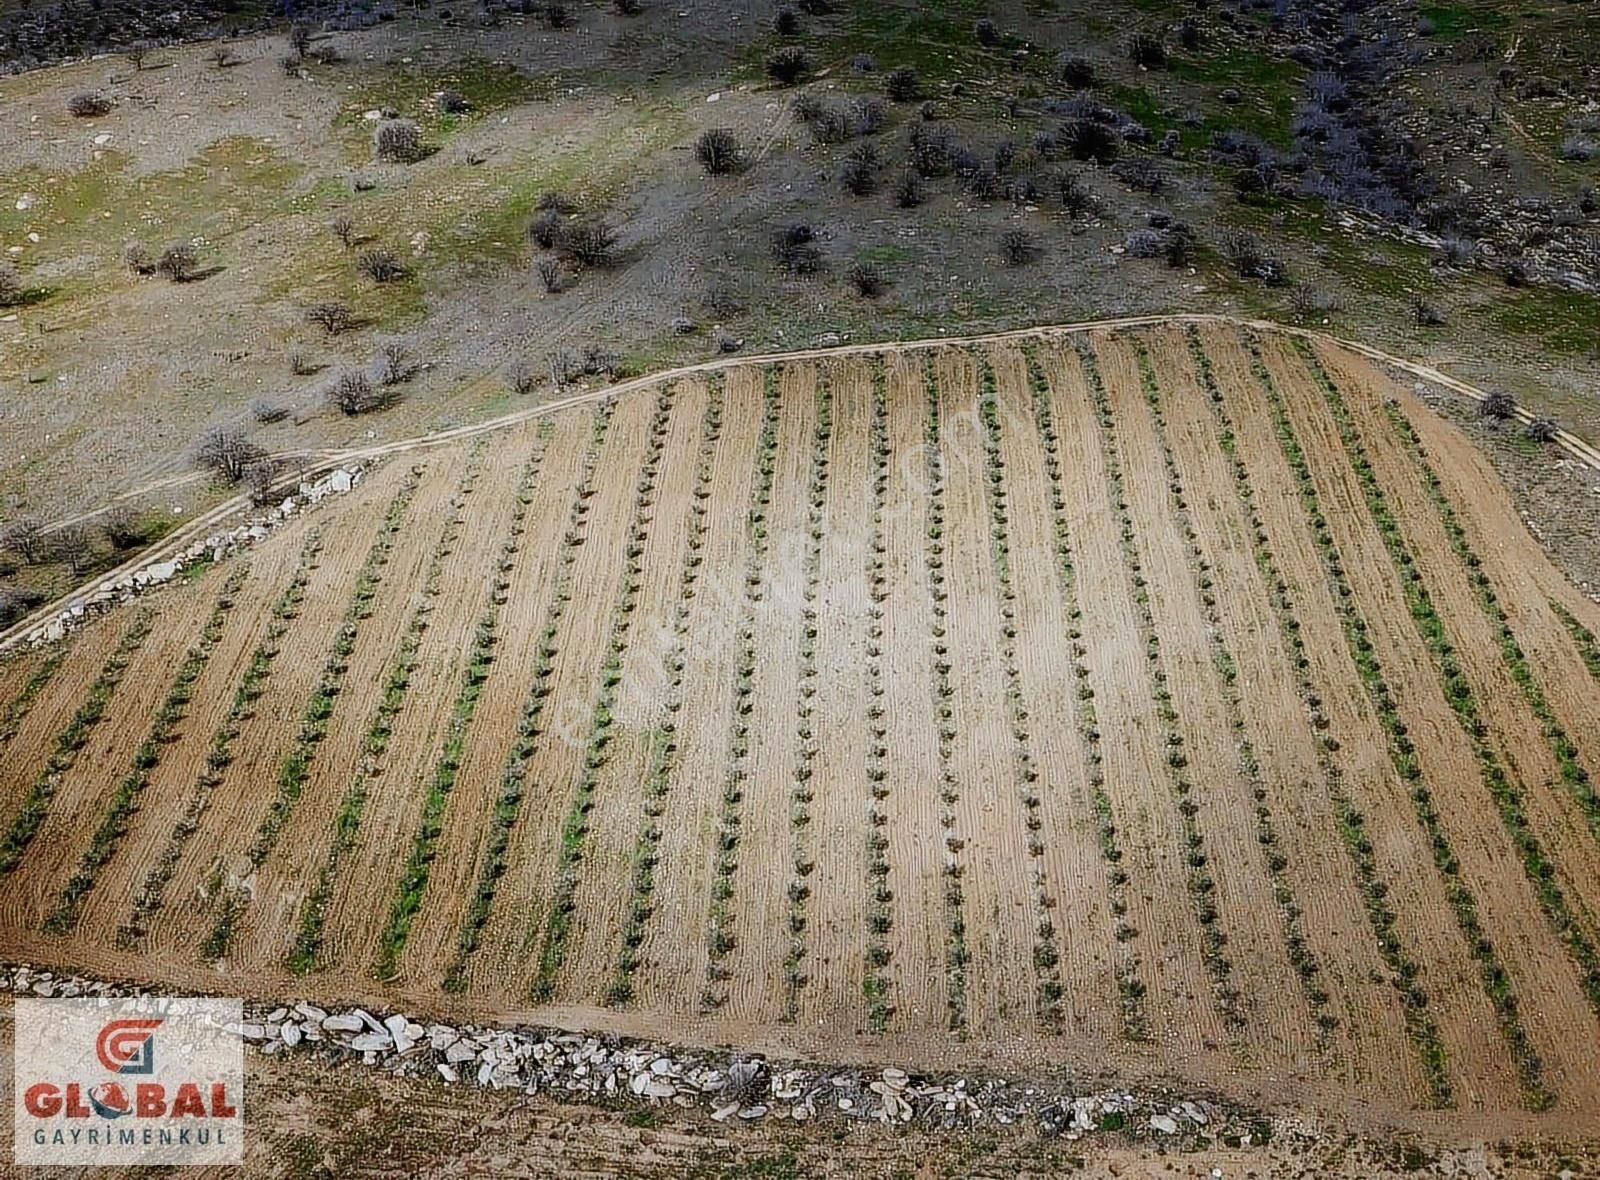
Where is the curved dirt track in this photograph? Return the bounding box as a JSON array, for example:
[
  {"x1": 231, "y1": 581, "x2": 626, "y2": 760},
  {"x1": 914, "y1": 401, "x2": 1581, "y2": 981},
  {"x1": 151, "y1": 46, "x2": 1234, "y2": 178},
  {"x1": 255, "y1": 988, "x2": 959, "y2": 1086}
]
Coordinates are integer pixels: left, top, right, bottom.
[
  {"x1": 6, "y1": 314, "x2": 1595, "y2": 655},
  {"x1": 4, "y1": 320, "x2": 1600, "y2": 1136}
]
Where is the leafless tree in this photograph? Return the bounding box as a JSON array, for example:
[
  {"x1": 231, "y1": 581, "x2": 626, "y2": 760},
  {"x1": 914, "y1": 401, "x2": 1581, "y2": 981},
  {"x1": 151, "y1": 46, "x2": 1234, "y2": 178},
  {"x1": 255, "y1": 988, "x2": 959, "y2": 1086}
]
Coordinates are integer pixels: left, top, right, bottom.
[
  {"x1": 102, "y1": 505, "x2": 144, "y2": 550},
  {"x1": 327, "y1": 371, "x2": 396, "y2": 415},
  {"x1": 195, "y1": 428, "x2": 268, "y2": 483},
  {"x1": 157, "y1": 242, "x2": 200, "y2": 282},
  {"x1": 0, "y1": 262, "x2": 23, "y2": 307},
  {"x1": 52, "y1": 523, "x2": 97, "y2": 575},
  {"x1": 244, "y1": 459, "x2": 284, "y2": 506},
  {"x1": 377, "y1": 341, "x2": 416, "y2": 385},
  {"x1": 507, "y1": 362, "x2": 538, "y2": 395},
  {"x1": 0, "y1": 518, "x2": 46, "y2": 565},
  {"x1": 306, "y1": 301, "x2": 355, "y2": 335},
  {"x1": 536, "y1": 257, "x2": 566, "y2": 293},
  {"x1": 360, "y1": 248, "x2": 408, "y2": 283},
  {"x1": 123, "y1": 242, "x2": 156, "y2": 275},
  {"x1": 252, "y1": 398, "x2": 290, "y2": 423}
]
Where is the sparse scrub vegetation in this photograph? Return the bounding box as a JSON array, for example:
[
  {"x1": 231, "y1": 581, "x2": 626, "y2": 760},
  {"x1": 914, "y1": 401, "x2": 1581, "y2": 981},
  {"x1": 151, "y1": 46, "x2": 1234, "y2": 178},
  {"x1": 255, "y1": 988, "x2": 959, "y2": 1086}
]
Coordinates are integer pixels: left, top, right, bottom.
[
  {"x1": 765, "y1": 46, "x2": 811, "y2": 85},
  {"x1": 67, "y1": 92, "x2": 112, "y2": 117},
  {"x1": 695, "y1": 128, "x2": 744, "y2": 175},
  {"x1": 373, "y1": 118, "x2": 427, "y2": 163}
]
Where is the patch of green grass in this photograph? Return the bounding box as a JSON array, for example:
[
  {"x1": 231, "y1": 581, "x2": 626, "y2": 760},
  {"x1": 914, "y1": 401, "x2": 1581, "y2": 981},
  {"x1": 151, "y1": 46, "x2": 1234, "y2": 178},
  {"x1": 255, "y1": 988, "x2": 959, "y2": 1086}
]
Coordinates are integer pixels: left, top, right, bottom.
[
  {"x1": 0, "y1": 138, "x2": 303, "y2": 296},
  {"x1": 1419, "y1": 4, "x2": 1511, "y2": 39},
  {"x1": 429, "y1": 102, "x2": 688, "y2": 267},
  {"x1": 334, "y1": 59, "x2": 555, "y2": 157},
  {"x1": 1487, "y1": 284, "x2": 1600, "y2": 354},
  {"x1": 1167, "y1": 48, "x2": 1305, "y2": 146}
]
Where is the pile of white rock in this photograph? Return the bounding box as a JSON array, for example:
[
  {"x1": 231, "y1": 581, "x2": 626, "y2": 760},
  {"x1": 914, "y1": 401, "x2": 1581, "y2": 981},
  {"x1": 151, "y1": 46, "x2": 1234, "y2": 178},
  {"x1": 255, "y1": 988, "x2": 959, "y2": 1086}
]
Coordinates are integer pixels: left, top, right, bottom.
[
  {"x1": 16, "y1": 467, "x2": 364, "y2": 648},
  {"x1": 0, "y1": 964, "x2": 1260, "y2": 1144}
]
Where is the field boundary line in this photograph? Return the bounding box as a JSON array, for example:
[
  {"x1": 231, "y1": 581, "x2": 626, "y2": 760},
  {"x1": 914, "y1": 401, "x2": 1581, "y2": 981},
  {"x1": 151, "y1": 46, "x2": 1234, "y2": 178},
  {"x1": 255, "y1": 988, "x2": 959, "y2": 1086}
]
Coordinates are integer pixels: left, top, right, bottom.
[{"x1": 6, "y1": 316, "x2": 1597, "y2": 655}]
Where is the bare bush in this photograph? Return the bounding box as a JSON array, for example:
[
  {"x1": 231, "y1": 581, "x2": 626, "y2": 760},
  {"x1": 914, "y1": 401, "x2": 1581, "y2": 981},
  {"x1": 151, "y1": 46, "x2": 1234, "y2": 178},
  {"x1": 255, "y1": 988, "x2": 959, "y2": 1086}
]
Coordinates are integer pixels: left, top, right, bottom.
[
  {"x1": 766, "y1": 47, "x2": 812, "y2": 85},
  {"x1": 327, "y1": 370, "x2": 394, "y2": 416},
  {"x1": 1124, "y1": 228, "x2": 1163, "y2": 258},
  {"x1": 614, "y1": 0, "x2": 643, "y2": 13},
  {"x1": 1049, "y1": 168, "x2": 1095, "y2": 216},
  {"x1": 68, "y1": 92, "x2": 113, "y2": 117},
  {"x1": 1478, "y1": 391, "x2": 1517, "y2": 421},
  {"x1": 908, "y1": 124, "x2": 959, "y2": 177},
  {"x1": 848, "y1": 260, "x2": 887, "y2": 297},
  {"x1": 894, "y1": 170, "x2": 925, "y2": 208},
  {"x1": 1410, "y1": 294, "x2": 1445, "y2": 326},
  {"x1": 885, "y1": 66, "x2": 921, "y2": 102},
  {"x1": 306, "y1": 301, "x2": 356, "y2": 335},
  {"x1": 330, "y1": 214, "x2": 356, "y2": 249},
  {"x1": 156, "y1": 242, "x2": 200, "y2": 282},
  {"x1": 695, "y1": 128, "x2": 745, "y2": 175},
  {"x1": 773, "y1": 7, "x2": 799, "y2": 34},
  {"x1": 998, "y1": 228, "x2": 1040, "y2": 266},
  {"x1": 437, "y1": 89, "x2": 470, "y2": 114},
  {"x1": 289, "y1": 22, "x2": 312, "y2": 56},
  {"x1": 0, "y1": 262, "x2": 23, "y2": 307},
  {"x1": 245, "y1": 459, "x2": 283, "y2": 506},
  {"x1": 195, "y1": 428, "x2": 267, "y2": 483},
  {"x1": 373, "y1": 118, "x2": 426, "y2": 163},
  {"x1": 1524, "y1": 416, "x2": 1559, "y2": 443},
  {"x1": 0, "y1": 518, "x2": 46, "y2": 565},
  {"x1": 840, "y1": 143, "x2": 882, "y2": 195},
  {"x1": 1063, "y1": 118, "x2": 1118, "y2": 163},
  {"x1": 1058, "y1": 54, "x2": 1095, "y2": 88},
  {"x1": 51, "y1": 524, "x2": 97, "y2": 576},
  {"x1": 973, "y1": 17, "x2": 999, "y2": 46},
  {"x1": 557, "y1": 220, "x2": 617, "y2": 267},
  {"x1": 252, "y1": 399, "x2": 290, "y2": 424},
  {"x1": 536, "y1": 257, "x2": 567, "y2": 293},
  {"x1": 1129, "y1": 33, "x2": 1166, "y2": 68},
  {"x1": 378, "y1": 341, "x2": 416, "y2": 385},
  {"x1": 102, "y1": 505, "x2": 144, "y2": 550},
  {"x1": 123, "y1": 242, "x2": 156, "y2": 276},
  {"x1": 507, "y1": 362, "x2": 538, "y2": 395},
  {"x1": 545, "y1": 2, "x2": 573, "y2": 28},
  {"x1": 529, "y1": 208, "x2": 565, "y2": 249},
  {"x1": 359, "y1": 248, "x2": 409, "y2": 283},
  {"x1": 289, "y1": 350, "x2": 321, "y2": 376},
  {"x1": 0, "y1": 585, "x2": 47, "y2": 628},
  {"x1": 773, "y1": 222, "x2": 823, "y2": 274},
  {"x1": 703, "y1": 284, "x2": 744, "y2": 318},
  {"x1": 1221, "y1": 230, "x2": 1288, "y2": 286},
  {"x1": 1111, "y1": 157, "x2": 1168, "y2": 193}
]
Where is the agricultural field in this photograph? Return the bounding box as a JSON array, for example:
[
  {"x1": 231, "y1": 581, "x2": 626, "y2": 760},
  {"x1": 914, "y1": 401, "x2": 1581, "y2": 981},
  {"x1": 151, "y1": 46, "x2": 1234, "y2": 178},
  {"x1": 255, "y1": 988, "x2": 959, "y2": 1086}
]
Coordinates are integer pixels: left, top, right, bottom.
[{"x1": 4, "y1": 320, "x2": 1600, "y2": 1133}]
